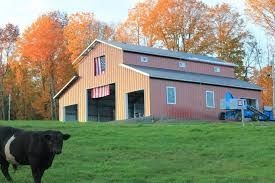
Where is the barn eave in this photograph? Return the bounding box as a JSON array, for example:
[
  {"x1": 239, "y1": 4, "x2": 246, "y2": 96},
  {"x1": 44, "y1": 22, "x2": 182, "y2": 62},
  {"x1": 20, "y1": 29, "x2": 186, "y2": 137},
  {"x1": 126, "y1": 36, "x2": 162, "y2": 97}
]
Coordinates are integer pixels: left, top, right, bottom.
[
  {"x1": 53, "y1": 75, "x2": 79, "y2": 99},
  {"x1": 126, "y1": 64, "x2": 262, "y2": 91}
]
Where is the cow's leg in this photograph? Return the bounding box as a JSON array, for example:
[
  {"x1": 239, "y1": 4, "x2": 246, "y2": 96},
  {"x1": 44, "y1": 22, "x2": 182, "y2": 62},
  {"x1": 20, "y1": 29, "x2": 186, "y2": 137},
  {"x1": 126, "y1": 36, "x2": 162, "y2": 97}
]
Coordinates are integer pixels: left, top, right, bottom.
[
  {"x1": 0, "y1": 161, "x2": 12, "y2": 182},
  {"x1": 30, "y1": 157, "x2": 45, "y2": 183},
  {"x1": 31, "y1": 166, "x2": 45, "y2": 183}
]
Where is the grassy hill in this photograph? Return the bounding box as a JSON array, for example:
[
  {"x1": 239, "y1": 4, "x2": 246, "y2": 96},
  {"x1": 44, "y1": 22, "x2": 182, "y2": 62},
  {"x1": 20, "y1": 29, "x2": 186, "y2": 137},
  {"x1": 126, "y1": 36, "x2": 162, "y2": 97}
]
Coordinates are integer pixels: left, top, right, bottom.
[{"x1": 0, "y1": 121, "x2": 275, "y2": 183}]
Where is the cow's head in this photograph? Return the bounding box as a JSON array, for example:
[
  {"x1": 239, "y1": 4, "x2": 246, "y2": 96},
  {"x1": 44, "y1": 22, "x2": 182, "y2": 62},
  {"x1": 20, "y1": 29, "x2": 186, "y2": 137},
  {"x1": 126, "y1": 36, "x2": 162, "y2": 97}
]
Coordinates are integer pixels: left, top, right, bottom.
[{"x1": 43, "y1": 131, "x2": 71, "y2": 154}]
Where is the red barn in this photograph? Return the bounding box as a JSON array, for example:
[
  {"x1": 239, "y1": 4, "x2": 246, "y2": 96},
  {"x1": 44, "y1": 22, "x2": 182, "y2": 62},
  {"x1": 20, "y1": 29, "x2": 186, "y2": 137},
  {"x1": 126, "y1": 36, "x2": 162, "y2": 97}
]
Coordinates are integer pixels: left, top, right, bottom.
[{"x1": 54, "y1": 39, "x2": 261, "y2": 122}]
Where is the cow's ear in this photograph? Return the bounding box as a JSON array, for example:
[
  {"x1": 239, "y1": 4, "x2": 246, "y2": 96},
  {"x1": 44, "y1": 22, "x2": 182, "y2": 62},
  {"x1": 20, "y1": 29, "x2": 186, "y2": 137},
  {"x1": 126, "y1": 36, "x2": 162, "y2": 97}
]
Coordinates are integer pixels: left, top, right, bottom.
[{"x1": 63, "y1": 134, "x2": 71, "y2": 141}]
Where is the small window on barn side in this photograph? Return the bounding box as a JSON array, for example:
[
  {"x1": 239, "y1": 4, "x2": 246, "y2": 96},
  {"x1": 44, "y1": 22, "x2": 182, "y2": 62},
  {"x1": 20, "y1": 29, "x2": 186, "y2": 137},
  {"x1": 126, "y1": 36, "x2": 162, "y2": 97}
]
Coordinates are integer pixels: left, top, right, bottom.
[
  {"x1": 140, "y1": 56, "x2": 149, "y2": 62},
  {"x1": 179, "y1": 62, "x2": 186, "y2": 68},
  {"x1": 214, "y1": 66, "x2": 220, "y2": 73},
  {"x1": 94, "y1": 56, "x2": 106, "y2": 76},
  {"x1": 166, "y1": 87, "x2": 176, "y2": 104},
  {"x1": 206, "y1": 91, "x2": 215, "y2": 108}
]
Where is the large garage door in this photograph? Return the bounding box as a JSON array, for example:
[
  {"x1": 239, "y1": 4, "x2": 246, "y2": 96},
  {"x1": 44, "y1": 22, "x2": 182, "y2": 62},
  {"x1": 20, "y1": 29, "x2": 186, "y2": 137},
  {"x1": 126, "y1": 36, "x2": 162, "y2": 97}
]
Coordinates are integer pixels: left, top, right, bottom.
[
  {"x1": 87, "y1": 84, "x2": 115, "y2": 122},
  {"x1": 65, "y1": 104, "x2": 78, "y2": 121}
]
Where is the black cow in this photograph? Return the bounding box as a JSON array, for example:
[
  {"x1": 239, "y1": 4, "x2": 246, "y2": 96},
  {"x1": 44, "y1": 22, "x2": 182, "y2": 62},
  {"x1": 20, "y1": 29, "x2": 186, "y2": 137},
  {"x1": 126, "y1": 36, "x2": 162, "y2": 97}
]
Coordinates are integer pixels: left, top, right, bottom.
[{"x1": 0, "y1": 126, "x2": 70, "y2": 183}]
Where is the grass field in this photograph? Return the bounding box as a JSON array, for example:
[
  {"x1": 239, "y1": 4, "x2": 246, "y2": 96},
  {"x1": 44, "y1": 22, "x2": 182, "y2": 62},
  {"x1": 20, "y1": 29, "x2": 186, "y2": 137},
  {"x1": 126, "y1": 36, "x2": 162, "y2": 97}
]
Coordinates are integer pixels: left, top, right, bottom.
[{"x1": 0, "y1": 121, "x2": 275, "y2": 183}]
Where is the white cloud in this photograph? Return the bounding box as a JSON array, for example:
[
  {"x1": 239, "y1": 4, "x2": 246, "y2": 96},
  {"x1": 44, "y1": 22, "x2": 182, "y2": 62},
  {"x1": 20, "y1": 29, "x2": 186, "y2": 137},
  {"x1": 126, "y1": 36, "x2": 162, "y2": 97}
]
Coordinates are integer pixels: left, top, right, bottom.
[{"x1": 29, "y1": 0, "x2": 51, "y2": 14}]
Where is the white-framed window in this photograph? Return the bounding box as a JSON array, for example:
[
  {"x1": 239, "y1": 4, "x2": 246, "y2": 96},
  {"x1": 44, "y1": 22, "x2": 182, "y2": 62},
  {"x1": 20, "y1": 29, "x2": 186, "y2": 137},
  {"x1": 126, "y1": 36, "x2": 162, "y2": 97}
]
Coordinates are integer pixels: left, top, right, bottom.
[
  {"x1": 166, "y1": 87, "x2": 176, "y2": 104},
  {"x1": 206, "y1": 91, "x2": 215, "y2": 108},
  {"x1": 214, "y1": 66, "x2": 220, "y2": 73},
  {"x1": 178, "y1": 62, "x2": 186, "y2": 68},
  {"x1": 140, "y1": 56, "x2": 149, "y2": 62},
  {"x1": 94, "y1": 55, "x2": 106, "y2": 76}
]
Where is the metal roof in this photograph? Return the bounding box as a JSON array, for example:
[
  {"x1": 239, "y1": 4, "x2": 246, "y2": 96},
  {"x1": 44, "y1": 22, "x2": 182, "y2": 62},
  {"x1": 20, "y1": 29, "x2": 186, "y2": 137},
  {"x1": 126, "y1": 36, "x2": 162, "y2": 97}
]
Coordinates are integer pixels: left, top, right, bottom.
[
  {"x1": 73, "y1": 39, "x2": 236, "y2": 67},
  {"x1": 126, "y1": 64, "x2": 262, "y2": 91},
  {"x1": 105, "y1": 40, "x2": 236, "y2": 67}
]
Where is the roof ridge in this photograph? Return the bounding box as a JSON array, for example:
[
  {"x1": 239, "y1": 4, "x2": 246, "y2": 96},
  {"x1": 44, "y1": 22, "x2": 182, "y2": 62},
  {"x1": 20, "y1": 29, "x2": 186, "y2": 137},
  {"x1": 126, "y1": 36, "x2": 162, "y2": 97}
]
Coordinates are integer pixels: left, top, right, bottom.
[
  {"x1": 103, "y1": 40, "x2": 236, "y2": 67},
  {"x1": 104, "y1": 40, "x2": 208, "y2": 58},
  {"x1": 74, "y1": 39, "x2": 236, "y2": 67}
]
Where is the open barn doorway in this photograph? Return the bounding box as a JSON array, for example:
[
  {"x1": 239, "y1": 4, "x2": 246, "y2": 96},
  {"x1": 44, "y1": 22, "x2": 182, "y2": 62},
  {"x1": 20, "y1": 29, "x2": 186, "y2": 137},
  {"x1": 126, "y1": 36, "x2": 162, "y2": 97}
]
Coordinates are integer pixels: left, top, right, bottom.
[
  {"x1": 241, "y1": 98, "x2": 258, "y2": 108},
  {"x1": 127, "y1": 90, "x2": 144, "y2": 119},
  {"x1": 64, "y1": 104, "x2": 78, "y2": 121},
  {"x1": 87, "y1": 84, "x2": 115, "y2": 122}
]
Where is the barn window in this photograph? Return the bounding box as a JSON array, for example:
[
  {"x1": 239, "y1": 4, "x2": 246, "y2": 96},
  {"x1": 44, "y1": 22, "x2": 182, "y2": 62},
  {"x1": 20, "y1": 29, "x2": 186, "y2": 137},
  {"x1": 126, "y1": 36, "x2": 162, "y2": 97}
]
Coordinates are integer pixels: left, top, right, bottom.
[
  {"x1": 178, "y1": 62, "x2": 186, "y2": 68},
  {"x1": 166, "y1": 87, "x2": 176, "y2": 104},
  {"x1": 140, "y1": 56, "x2": 149, "y2": 62},
  {"x1": 94, "y1": 56, "x2": 106, "y2": 76},
  {"x1": 206, "y1": 91, "x2": 215, "y2": 108},
  {"x1": 214, "y1": 66, "x2": 220, "y2": 73}
]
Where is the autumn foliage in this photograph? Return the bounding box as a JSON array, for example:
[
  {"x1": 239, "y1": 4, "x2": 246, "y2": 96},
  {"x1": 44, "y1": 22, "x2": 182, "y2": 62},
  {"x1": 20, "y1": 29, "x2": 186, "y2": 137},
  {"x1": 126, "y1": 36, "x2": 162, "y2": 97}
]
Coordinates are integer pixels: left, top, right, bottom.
[
  {"x1": 0, "y1": 23, "x2": 19, "y2": 119},
  {"x1": 253, "y1": 66, "x2": 273, "y2": 106},
  {"x1": 245, "y1": 0, "x2": 275, "y2": 36},
  {"x1": 64, "y1": 12, "x2": 114, "y2": 61},
  {"x1": 115, "y1": 0, "x2": 249, "y2": 79},
  {"x1": 0, "y1": 0, "x2": 273, "y2": 120}
]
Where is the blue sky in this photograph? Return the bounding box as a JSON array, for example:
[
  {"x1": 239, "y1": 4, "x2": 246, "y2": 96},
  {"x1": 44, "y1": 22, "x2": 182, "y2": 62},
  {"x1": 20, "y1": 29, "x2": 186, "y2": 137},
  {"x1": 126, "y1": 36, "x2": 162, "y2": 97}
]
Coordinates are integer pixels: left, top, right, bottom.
[
  {"x1": 0, "y1": 0, "x2": 270, "y2": 50},
  {"x1": 0, "y1": 0, "x2": 140, "y2": 29},
  {"x1": 0, "y1": 0, "x2": 257, "y2": 28}
]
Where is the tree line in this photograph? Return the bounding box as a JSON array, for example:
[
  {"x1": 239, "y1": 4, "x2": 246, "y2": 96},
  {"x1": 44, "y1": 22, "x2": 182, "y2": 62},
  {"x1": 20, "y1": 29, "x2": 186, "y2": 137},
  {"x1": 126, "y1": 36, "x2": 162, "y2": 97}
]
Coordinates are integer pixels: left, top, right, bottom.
[{"x1": 0, "y1": 0, "x2": 274, "y2": 120}]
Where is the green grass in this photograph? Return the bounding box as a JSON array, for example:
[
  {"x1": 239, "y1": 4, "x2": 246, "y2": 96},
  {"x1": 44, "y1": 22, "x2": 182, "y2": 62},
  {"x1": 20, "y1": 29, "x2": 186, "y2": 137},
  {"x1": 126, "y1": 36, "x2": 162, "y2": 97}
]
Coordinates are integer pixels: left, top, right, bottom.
[{"x1": 0, "y1": 120, "x2": 275, "y2": 183}]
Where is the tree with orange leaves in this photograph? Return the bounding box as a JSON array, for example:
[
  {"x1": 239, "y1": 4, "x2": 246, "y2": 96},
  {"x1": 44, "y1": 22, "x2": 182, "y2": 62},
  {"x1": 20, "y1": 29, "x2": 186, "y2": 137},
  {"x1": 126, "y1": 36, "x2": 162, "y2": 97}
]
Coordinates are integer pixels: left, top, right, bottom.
[
  {"x1": 4, "y1": 58, "x2": 38, "y2": 119},
  {"x1": 18, "y1": 13, "x2": 74, "y2": 119},
  {"x1": 115, "y1": 0, "x2": 157, "y2": 46},
  {"x1": 64, "y1": 12, "x2": 114, "y2": 61},
  {"x1": 253, "y1": 66, "x2": 272, "y2": 106},
  {"x1": 149, "y1": 0, "x2": 212, "y2": 52},
  {"x1": 209, "y1": 3, "x2": 247, "y2": 79},
  {"x1": 245, "y1": 0, "x2": 275, "y2": 37},
  {"x1": 0, "y1": 23, "x2": 19, "y2": 120},
  {"x1": 117, "y1": 0, "x2": 248, "y2": 79}
]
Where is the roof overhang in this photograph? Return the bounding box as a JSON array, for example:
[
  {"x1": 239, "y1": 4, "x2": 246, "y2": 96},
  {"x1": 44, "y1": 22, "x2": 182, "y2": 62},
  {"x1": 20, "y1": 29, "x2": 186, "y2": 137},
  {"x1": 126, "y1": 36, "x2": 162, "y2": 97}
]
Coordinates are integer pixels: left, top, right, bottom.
[
  {"x1": 125, "y1": 64, "x2": 262, "y2": 91},
  {"x1": 72, "y1": 39, "x2": 122, "y2": 65},
  {"x1": 150, "y1": 76, "x2": 262, "y2": 91},
  {"x1": 53, "y1": 75, "x2": 79, "y2": 99},
  {"x1": 119, "y1": 64, "x2": 149, "y2": 76},
  {"x1": 183, "y1": 57, "x2": 236, "y2": 67}
]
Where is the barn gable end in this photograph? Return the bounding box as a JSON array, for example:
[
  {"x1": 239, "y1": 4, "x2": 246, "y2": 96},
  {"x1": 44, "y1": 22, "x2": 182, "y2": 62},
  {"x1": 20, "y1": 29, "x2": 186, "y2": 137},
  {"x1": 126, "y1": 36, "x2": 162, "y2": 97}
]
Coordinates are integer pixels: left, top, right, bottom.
[{"x1": 57, "y1": 40, "x2": 151, "y2": 122}]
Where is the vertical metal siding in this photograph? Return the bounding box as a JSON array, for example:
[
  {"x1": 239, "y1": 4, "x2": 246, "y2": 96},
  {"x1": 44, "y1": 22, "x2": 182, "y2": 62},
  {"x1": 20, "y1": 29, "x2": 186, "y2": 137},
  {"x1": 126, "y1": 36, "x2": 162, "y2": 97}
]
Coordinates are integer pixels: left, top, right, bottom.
[
  {"x1": 124, "y1": 52, "x2": 235, "y2": 78},
  {"x1": 150, "y1": 78, "x2": 261, "y2": 120},
  {"x1": 58, "y1": 43, "x2": 150, "y2": 122}
]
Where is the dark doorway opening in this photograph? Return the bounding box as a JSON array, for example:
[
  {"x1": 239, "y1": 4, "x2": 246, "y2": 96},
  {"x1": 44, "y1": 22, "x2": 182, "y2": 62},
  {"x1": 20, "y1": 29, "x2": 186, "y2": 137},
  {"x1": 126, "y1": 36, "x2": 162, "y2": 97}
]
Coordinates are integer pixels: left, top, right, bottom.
[
  {"x1": 241, "y1": 98, "x2": 258, "y2": 108},
  {"x1": 127, "y1": 90, "x2": 144, "y2": 119},
  {"x1": 87, "y1": 84, "x2": 115, "y2": 122}
]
